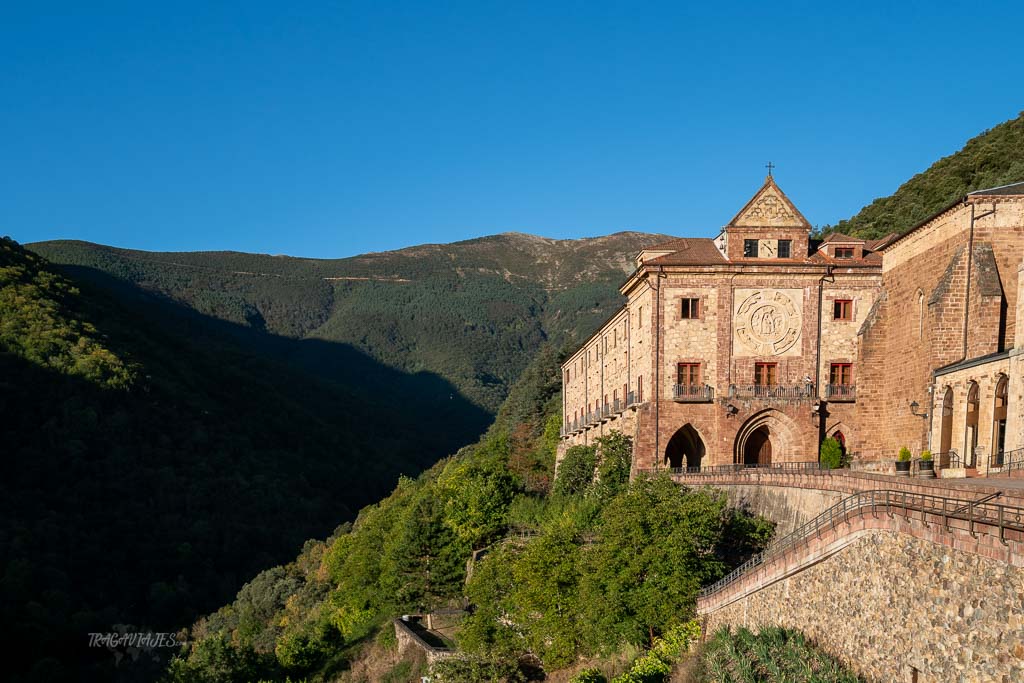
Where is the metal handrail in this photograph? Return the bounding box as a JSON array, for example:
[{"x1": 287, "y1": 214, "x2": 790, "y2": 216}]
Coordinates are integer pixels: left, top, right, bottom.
[
  {"x1": 988, "y1": 447, "x2": 1024, "y2": 475},
  {"x1": 650, "y1": 462, "x2": 829, "y2": 476},
  {"x1": 700, "y1": 488, "x2": 1023, "y2": 601},
  {"x1": 933, "y1": 450, "x2": 960, "y2": 469}
]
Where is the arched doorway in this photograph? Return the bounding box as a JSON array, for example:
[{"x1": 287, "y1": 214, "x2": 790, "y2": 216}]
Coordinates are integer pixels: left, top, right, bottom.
[
  {"x1": 664, "y1": 424, "x2": 706, "y2": 470},
  {"x1": 733, "y1": 409, "x2": 801, "y2": 466},
  {"x1": 938, "y1": 387, "x2": 953, "y2": 456},
  {"x1": 966, "y1": 382, "x2": 980, "y2": 467},
  {"x1": 993, "y1": 376, "x2": 1008, "y2": 467},
  {"x1": 743, "y1": 426, "x2": 772, "y2": 465}
]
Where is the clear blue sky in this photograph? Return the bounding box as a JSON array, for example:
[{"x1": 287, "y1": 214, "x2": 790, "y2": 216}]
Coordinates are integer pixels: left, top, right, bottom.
[{"x1": 3, "y1": 2, "x2": 1023, "y2": 258}]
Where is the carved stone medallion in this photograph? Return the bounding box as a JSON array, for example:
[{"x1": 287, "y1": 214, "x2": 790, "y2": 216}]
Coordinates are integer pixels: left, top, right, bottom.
[{"x1": 734, "y1": 289, "x2": 801, "y2": 356}]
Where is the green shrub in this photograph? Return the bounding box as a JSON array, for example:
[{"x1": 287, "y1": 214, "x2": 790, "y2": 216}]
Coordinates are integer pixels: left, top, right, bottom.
[
  {"x1": 819, "y1": 437, "x2": 843, "y2": 470},
  {"x1": 554, "y1": 445, "x2": 598, "y2": 496},
  {"x1": 920, "y1": 449, "x2": 933, "y2": 462},
  {"x1": 571, "y1": 667, "x2": 608, "y2": 683},
  {"x1": 898, "y1": 446, "x2": 912, "y2": 462}
]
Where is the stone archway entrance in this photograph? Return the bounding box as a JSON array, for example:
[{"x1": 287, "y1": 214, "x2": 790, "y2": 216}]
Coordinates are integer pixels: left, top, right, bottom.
[
  {"x1": 743, "y1": 426, "x2": 772, "y2": 465},
  {"x1": 734, "y1": 409, "x2": 802, "y2": 466},
  {"x1": 665, "y1": 424, "x2": 706, "y2": 470}
]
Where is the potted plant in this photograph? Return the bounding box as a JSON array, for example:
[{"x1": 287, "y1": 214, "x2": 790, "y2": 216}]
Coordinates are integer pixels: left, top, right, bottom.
[
  {"x1": 895, "y1": 446, "x2": 912, "y2": 476},
  {"x1": 918, "y1": 449, "x2": 934, "y2": 478}
]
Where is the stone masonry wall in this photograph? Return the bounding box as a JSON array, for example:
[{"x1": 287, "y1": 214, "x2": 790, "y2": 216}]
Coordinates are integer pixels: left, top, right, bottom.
[
  {"x1": 709, "y1": 483, "x2": 843, "y2": 535},
  {"x1": 703, "y1": 530, "x2": 1024, "y2": 683}
]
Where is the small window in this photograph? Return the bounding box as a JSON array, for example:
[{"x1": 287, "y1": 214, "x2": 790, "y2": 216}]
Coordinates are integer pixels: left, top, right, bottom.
[
  {"x1": 835, "y1": 247, "x2": 855, "y2": 259},
  {"x1": 754, "y1": 363, "x2": 777, "y2": 386},
  {"x1": 638, "y1": 306, "x2": 643, "y2": 328},
  {"x1": 778, "y1": 240, "x2": 792, "y2": 258},
  {"x1": 829, "y1": 363, "x2": 853, "y2": 385},
  {"x1": 743, "y1": 239, "x2": 758, "y2": 257},
  {"x1": 834, "y1": 299, "x2": 853, "y2": 321},
  {"x1": 677, "y1": 363, "x2": 700, "y2": 386},
  {"x1": 637, "y1": 376, "x2": 643, "y2": 402},
  {"x1": 680, "y1": 298, "x2": 700, "y2": 319}
]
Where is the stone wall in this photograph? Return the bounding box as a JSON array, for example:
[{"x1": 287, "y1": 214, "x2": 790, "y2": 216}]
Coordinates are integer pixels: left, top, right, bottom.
[
  {"x1": 857, "y1": 197, "x2": 1024, "y2": 463},
  {"x1": 708, "y1": 483, "x2": 843, "y2": 535},
  {"x1": 702, "y1": 530, "x2": 1024, "y2": 682}
]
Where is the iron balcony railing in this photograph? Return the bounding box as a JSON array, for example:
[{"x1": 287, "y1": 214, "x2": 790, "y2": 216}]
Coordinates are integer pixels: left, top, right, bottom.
[
  {"x1": 672, "y1": 384, "x2": 714, "y2": 402},
  {"x1": 825, "y1": 384, "x2": 856, "y2": 401},
  {"x1": 700, "y1": 488, "x2": 1023, "y2": 601},
  {"x1": 729, "y1": 383, "x2": 815, "y2": 400},
  {"x1": 626, "y1": 391, "x2": 638, "y2": 407},
  {"x1": 611, "y1": 398, "x2": 624, "y2": 414}
]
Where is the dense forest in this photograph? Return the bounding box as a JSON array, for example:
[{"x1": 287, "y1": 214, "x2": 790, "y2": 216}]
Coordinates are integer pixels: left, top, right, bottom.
[
  {"x1": 0, "y1": 237, "x2": 490, "y2": 682},
  {"x1": 826, "y1": 111, "x2": 1024, "y2": 239},
  {"x1": 164, "y1": 345, "x2": 775, "y2": 682},
  {"x1": 30, "y1": 231, "x2": 669, "y2": 413}
]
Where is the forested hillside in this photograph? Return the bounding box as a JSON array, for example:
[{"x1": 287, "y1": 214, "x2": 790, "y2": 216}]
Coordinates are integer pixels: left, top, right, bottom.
[
  {"x1": 165, "y1": 345, "x2": 774, "y2": 682},
  {"x1": 0, "y1": 237, "x2": 488, "y2": 682},
  {"x1": 30, "y1": 231, "x2": 668, "y2": 413},
  {"x1": 828, "y1": 111, "x2": 1024, "y2": 239}
]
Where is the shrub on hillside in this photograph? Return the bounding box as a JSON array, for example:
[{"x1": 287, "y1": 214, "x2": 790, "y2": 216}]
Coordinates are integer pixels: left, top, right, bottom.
[{"x1": 554, "y1": 444, "x2": 598, "y2": 496}]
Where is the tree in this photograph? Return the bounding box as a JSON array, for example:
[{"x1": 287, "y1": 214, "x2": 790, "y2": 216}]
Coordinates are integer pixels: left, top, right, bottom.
[
  {"x1": 594, "y1": 432, "x2": 632, "y2": 498},
  {"x1": 554, "y1": 445, "x2": 597, "y2": 497}
]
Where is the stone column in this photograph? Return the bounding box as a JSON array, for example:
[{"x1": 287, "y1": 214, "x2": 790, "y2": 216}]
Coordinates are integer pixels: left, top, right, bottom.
[{"x1": 1006, "y1": 262, "x2": 1024, "y2": 452}]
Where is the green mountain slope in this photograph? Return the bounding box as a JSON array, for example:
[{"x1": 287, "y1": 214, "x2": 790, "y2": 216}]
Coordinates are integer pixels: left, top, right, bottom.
[
  {"x1": 829, "y1": 112, "x2": 1024, "y2": 239},
  {"x1": 0, "y1": 237, "x2": 489, "y2": 682},
  {"x1": 29, "y1": 231, "x2": 668, "y2": 413}
]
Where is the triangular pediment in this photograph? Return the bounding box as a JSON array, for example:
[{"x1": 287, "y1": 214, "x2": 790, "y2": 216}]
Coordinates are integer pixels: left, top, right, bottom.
[{"x1": 727, "y1": 177, "x2": 811, "y2": 229}]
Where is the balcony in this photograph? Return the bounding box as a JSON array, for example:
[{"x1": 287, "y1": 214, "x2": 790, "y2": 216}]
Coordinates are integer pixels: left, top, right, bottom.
[
  {"x1": 825, "y1": 384, "x2": 856, "y2": 402},
  {"x1": 729, "y1": 383, "x2": 815, "y2": 400},
  {"x1": 672, "y1": 384, "x2": 714, "y2": 402},
  {"x1": 626, "y1": 391, "x2": 638, "y2": 407}
]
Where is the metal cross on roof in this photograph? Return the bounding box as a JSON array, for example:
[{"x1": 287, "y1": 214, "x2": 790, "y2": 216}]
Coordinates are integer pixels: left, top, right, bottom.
[{"x1": 766, "y1": 161, "x2": 775, "y2": 177}]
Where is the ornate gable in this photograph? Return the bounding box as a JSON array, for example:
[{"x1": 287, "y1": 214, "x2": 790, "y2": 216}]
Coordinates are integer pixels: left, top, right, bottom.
[{"x1": 727, "y1": 176, "x2": 811, "y2": 229}]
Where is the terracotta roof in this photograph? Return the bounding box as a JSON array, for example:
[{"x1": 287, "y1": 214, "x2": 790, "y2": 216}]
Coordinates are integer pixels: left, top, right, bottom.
[
  {"x1": 643, "y1": 238, "x2": 727, "y2": 265},
  {"x1": 820, "y1": 232, "x2": 864, "y2": 244},
  {"x1": 864, "y1": 233, "x2": 899, "y2": 251},
  {"x1": 808, "y1": 250, "x2": 882, "y2": 265}
]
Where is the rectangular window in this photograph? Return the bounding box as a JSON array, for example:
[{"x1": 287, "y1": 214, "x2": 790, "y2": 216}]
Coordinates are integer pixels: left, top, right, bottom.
[
  {"x1": 638, "y1": 306, "x2": 643, "y2": 328},
  {"x1": 835, "y1": 247, "x2": 855, "y2": 259},
  {"x1": 833, "y1": 299, "x2": 853, "y2": 321},
  {"x1": 677, "y1": 362, "x2": 700, "y2": 386},
  {"x1": 754, "y1": 363, "x2": 777, "y2": 386},
  {"x1": 743, "y1": 239, "x2": 758, "y2": 257},
  {"x1": 830, "y1": 363, "x2": 853, "y2": 386},
  {"x1": 637, "y1": 376, "x2": 643, "y2": 402},
  {"x1": 680, "y1": 297, "x2": 700, "y2": 319},
  {"x1": 778, "y1": 240, "x2": 792, "y2": 258}
]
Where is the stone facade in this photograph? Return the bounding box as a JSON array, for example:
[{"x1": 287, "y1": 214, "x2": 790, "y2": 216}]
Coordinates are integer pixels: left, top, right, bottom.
[
  {"x1": 558, "y1": 178, "x2": 1024, "y2": 476},
  {"x1": 701, "y1": 531, "x2": 1024, "y2": 683}
]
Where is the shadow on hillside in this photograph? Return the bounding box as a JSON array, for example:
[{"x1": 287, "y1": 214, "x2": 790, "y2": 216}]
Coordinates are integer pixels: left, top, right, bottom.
[
  {"x1": 59, "y1": 263, "x2": 493, "y2": 462},
  {"x1": 0, "y1": 263, "x2": 493, "y2": 683}
]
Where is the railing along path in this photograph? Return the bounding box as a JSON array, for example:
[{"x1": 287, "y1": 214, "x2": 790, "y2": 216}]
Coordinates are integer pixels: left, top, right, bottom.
[{"x1": 699, "y1": 488, "x2": 1024, "y2": 602}]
